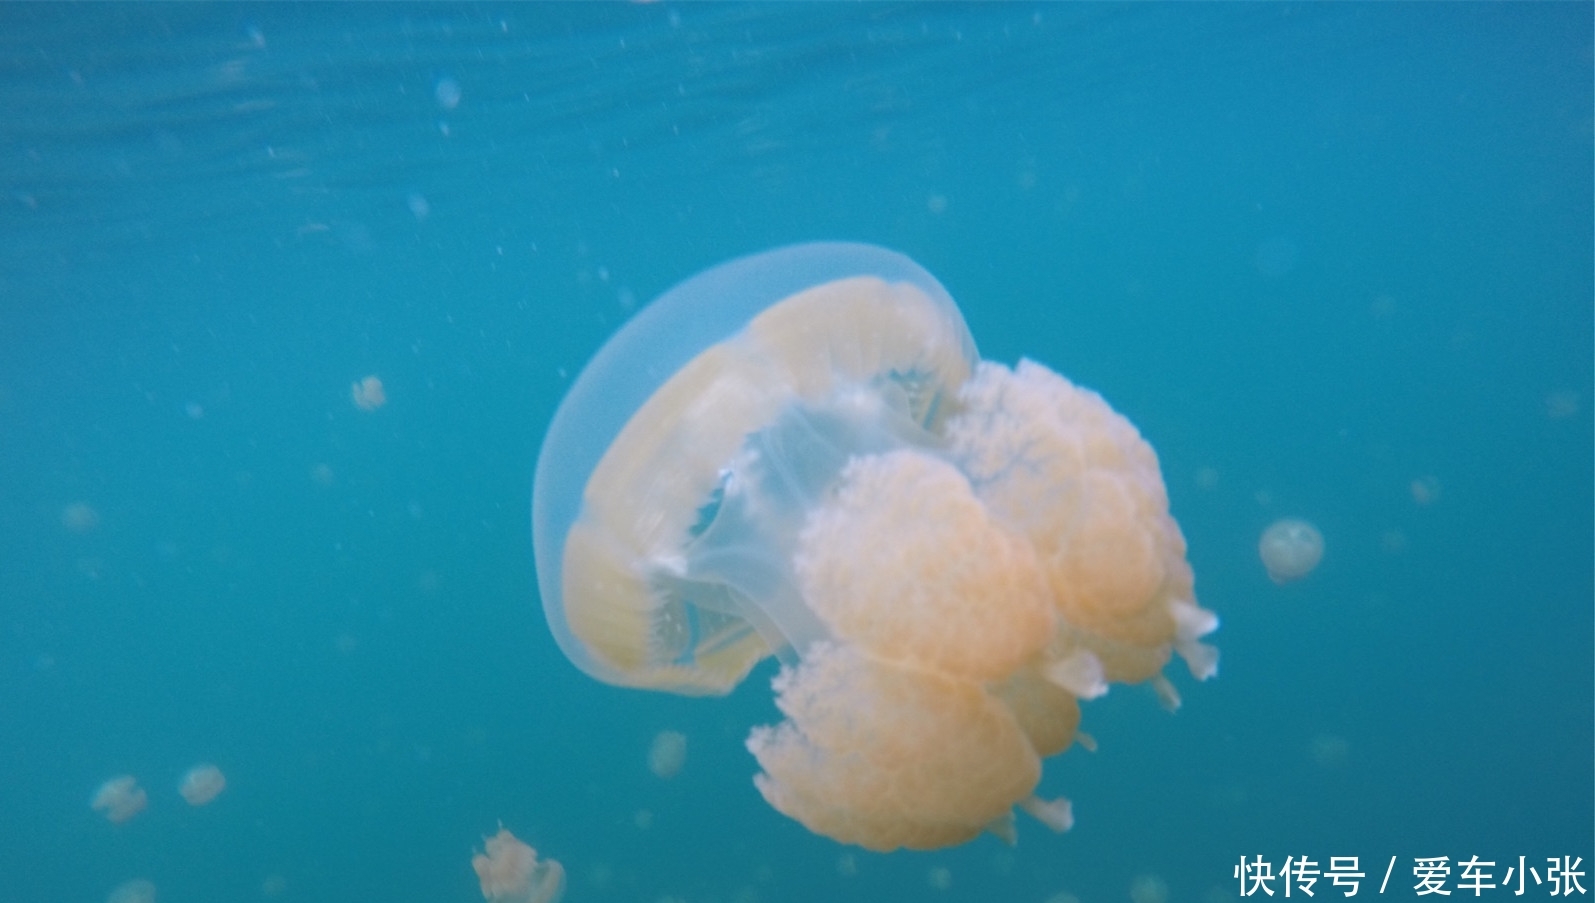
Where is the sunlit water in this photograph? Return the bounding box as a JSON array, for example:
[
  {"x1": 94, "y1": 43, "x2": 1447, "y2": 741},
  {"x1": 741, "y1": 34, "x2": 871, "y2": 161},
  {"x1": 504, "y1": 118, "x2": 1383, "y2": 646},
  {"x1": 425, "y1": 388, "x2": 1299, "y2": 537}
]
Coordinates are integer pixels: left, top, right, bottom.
[{"x1": 1, "y1": 5, "x2": 1589, "y2": 903}]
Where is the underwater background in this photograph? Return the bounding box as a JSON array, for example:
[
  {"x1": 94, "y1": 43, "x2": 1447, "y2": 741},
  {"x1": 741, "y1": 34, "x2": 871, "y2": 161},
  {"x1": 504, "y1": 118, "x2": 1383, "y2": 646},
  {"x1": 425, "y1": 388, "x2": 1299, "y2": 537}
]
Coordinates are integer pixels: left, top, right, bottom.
[{"x1": 1, "y1": 4, "x2": 1590, "y2": 903}]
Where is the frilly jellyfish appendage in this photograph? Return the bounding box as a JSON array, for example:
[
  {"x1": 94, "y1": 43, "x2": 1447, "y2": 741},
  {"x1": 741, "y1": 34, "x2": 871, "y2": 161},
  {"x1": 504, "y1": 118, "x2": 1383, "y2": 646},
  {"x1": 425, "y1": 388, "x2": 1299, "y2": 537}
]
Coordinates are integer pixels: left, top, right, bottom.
[{"x1": 531, "y1": 243, "x2": 1218, "y2": 850}]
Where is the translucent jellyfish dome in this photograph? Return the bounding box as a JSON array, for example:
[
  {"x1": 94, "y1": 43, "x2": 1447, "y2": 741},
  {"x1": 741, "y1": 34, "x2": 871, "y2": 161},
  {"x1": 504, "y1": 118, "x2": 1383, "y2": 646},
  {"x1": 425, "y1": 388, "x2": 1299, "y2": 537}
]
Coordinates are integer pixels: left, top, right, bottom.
[
  {"x1": 531, "y1": 242, "x2": 1218, "y2": 851},
  {"x1": 1258, "y1": 517, "x2": 1324, "y2": 584},
  {"x1": 91, "y1": 775, "x2": 147, "y2": 824},
  {"x1": 178, "y1": 763, "x2": 226, "y2": 806},
  {"x1": 472, "y1": 827, "x2": 564, "y2": 903}
]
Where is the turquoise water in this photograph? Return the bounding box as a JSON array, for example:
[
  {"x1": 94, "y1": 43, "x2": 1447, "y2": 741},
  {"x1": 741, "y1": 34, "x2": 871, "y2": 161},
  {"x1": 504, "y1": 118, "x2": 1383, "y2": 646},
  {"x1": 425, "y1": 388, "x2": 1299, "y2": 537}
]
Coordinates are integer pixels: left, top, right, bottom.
[{"x1": 1, "y1": 4, "x2": 1589, "y2": 903}]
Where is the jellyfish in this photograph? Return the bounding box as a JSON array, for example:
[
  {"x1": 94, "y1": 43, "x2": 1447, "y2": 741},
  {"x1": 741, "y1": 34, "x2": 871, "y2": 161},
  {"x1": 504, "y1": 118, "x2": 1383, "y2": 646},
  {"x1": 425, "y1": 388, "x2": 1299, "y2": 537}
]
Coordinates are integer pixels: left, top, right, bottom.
[
  {"x1": 178, "y1": 763, "x2": 226, "y2": 806},
  {"x1": 61, "y1": 501, "x2": 101, "y2": 533},
  {"x1": 106, "y1": 878, "x2": 156, "y2": 903},
  {"x1": 471, "y1": 826, "x2": 565, "y2": 903},
  {"x1": 1409, "y1": 475, "x2": 1441, "y2": 506},
  {"x1": 1309, "y1": 733, "x2": 1350, "y2": 768},
  {"x1": 351, "y1": 375, "x2": 386, "y2": 410},
  {"x1": 1131, "y1": 874, "x2": 1171, "y2": 903},
  {"x1": 91, "y1": 775, "x2": 148, "y2": 823},
  {"x1": 531, "y1": 243, "x2": 1218, "y2": 851},
  {"x1": 647, "y1": 730, "x2": 687, "y2": 779},
  {"x1": 1258, "y1": 517, "x2": 1323, "y2": 584}
]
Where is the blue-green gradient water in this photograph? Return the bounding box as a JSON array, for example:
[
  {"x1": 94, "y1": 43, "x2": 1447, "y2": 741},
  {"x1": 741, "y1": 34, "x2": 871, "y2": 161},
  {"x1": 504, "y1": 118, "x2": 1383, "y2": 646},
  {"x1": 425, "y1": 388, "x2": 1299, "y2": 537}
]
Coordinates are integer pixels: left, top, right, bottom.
[{"x1": 1, "y1": 5, "x2": 1589, "y2": 903}]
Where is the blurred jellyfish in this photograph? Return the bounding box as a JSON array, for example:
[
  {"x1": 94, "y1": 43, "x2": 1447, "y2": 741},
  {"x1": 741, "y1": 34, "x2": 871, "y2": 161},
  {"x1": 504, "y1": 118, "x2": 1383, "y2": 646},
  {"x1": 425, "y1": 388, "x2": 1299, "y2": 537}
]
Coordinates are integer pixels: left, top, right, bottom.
[
  {"x1": 472, "y1": 826, "x2": 565, "y2": 903},
  {"x1": 178, "y1": 763, "x2": 226, "y2": 805},
  {"x1": 927, "y1": 866, "x2": 952, "y2": 890},
  {"x1": 434, "y1": 76, "x2": 462, "y2": 110},
  {"x1": 532, "y1": 243, "x2": 1218, "y2": 851},
  {"x1": 1130, "y1": 874, "x2": 1171, "y2": 903},
  {"x1": 106, "y1": 878, "x2": 156, "y2": 903},
  {"x1": 1309, "y1": 733, "x2": 1350, "y2": 768},
  {"x1": 1545, "y1": 389, "x2": 1580, "y2": 419},
  {"x1": 1380, "y1": 530, "x2": 1409, "y2": 555},
  {"x1": 92, "y1": 775, "x2": 147, "y2": 823},
  {"x1": 407, "y1": 192, "x2": 432, "y2": 221},
  {"x1": 1258, "y1": 518, "x2": 1323, "y2": 584},
  {"x1": 61, "y1": 501, "x2": 100, "y2": 533},
  {"x1": 351, "y1": 375, "x2": 386, "y2": 411},
  {"x1": 647, "y1": 730, "x2": 687, "y2": 779},
  {"x1": 1409, "y1": 475, "x2": 1441, "y2": 506}
]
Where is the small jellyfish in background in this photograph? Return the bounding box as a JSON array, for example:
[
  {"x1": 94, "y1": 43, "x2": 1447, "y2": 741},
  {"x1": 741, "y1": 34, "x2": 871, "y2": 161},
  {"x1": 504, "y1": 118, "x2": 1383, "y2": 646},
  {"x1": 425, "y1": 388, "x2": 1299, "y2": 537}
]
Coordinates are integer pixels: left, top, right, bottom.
[
  {"x1": 106, "y1": 878, "x2": 156, "y2": 903},
  {"x1": 471, "y1": 826, "x2": 565, "y2": 903},
  {"x1": 532, "y1": 243, "x2": 1218, "y2": 851},
  {"x1": 350, "y1": 375, "x2": 386, "y2": 411},
  {"x1": 1258, "y1": 517, "x2": 1324, "y2": 584},
  {"x1": 647, "y1": 730, "x2": 687, "y2": 779},
  {"x1": 1380, "y1": 529, "x2": 1409, "y2": 555},
  {"x1": 92, "y1": 775, "x2": 148, "y2": 823},
  {"x1": 1309, "y1": 733, "x2": 1350, "y2": 768},
  {"x1": 61, "y1": 501, "x2": 101, "y2": 533},
  {"x1": 1545, "y1": 389, "x2": 1580, "y2": 419},
  {"x1": 1409, "y1": 475, "x2": 1441, "y2": 506},
  {"x1": 1130, "y1": 874, "x2": 1171, "y2": 903},
  {"x1": 434, "y1": 76, "x2": 462, "y2": 111},
  {"x1": 407, "y1": 192, "x2": 431, "y2": 221},
  {"x1": 178, "y1": 763, "x2": 226, "y2": 806}
]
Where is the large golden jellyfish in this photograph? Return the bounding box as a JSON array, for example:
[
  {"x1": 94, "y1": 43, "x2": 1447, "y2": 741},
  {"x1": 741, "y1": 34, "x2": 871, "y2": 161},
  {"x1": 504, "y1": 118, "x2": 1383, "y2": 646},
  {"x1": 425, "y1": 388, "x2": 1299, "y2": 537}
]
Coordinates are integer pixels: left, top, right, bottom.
[{"x1": 532, "y1": 243, "x2": 1218, "y2": 851}]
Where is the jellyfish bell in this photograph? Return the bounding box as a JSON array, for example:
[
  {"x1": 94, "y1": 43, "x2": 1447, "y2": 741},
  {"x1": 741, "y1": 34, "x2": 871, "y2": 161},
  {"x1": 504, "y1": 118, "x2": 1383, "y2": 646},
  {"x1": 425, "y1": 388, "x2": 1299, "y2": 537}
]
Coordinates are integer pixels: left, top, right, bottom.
[
  {"x1": 1409, "y1": 475, "x2": 1441, "y2": 506},
  {"x1": 61, "y1": 501, "x2": 101, "y2": 533},
  {"x1": 647, "y1": 730, "x2": 687, "y2": 779},
  {"x1": 1258, "y1": 517, "x2": 1324, "y2": 584},
  {"x1": 534, "y1": 243, "x2": 978, "y2": 692},
  {"x1": 351, "y1": 375, "x2": 386, "y2": 411},
  {"x1": 91, "y1": 775, "x2": 148, "y2": 824},
  {"x1": 1131, "y1": 874, "x2": 1171, "y2": 903},
  {"x1": 531, "y1": 243, "x2": 1217, "y2": 851},
  {"x1": 106, "y1": 878, "x2": 156, "y2": 903},
  {"x1": 472, "y1": 826, "x2": 565, "y2": 903},
  {"x1": 178, "y1": 763, "x2": 226, "y2": 806}
]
